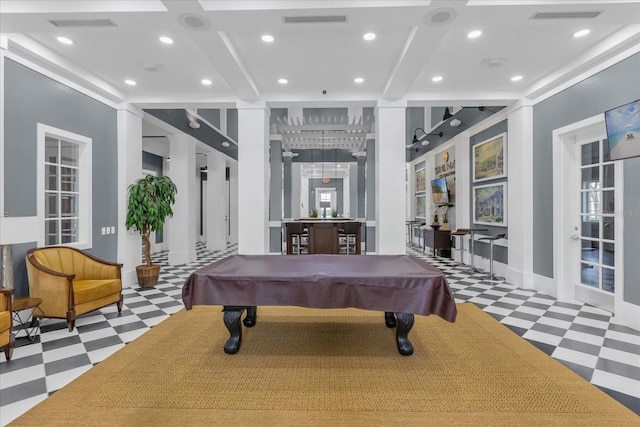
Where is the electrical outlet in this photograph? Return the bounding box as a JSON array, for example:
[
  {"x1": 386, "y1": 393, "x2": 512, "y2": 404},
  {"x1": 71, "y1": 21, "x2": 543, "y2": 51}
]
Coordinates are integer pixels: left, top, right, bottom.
[
  {"x1": 111, "y1": 226, "x2": 116, "y2": 234},
  {"x1": 101, "y1": 227, "x2": 106, "y2": 235},
  {"x1": 106, "y1": 227, "x2": 110, "y2": 235}
]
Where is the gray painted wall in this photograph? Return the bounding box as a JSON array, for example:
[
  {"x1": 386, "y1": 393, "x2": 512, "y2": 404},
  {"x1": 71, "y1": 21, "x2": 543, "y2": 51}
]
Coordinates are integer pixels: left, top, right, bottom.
[
  {"x1": 142, "y1": 151, "x2": 163, "y2": 174},
  {"x1": 269, "y1": 141, "x2": 283, "y2": 252},
  {"x1": 198, "y1": 109, "x2": 220, "y2": 129},
  {"x1": 303, "y1": 108, "x2": 348, "y2": 122},
  {"x1": 469, "y1": 120, "x2": 509, "y2": 264},
  {"x1": 532, "y1": 52, "x2": 640, "y2": 292},
  {"x1": 226, "y1": 108, "x2": 238, "y2": 143},
  {"x1": 623, "y1": 157, "x2": 640, "y2": 303},
  {"x1": 4, "y1": 59, "x2": 118, "y2": 296}
]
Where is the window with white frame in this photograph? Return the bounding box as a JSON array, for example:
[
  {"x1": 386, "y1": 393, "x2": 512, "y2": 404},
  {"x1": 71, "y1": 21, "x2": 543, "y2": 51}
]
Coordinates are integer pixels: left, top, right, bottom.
[{"x1": 37, "y1": 124, "x2": 92, "y2": 248}]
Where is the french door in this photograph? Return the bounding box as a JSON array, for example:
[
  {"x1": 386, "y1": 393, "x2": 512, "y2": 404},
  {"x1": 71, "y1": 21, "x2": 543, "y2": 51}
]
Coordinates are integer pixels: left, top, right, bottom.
[{"x1": 573, "y1": 137, "x2": 617, "y2": 311}]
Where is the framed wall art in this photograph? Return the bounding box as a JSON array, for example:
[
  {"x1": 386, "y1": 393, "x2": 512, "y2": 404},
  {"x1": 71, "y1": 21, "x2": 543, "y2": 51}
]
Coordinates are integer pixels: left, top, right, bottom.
[
  {"x1": 473, "y1": 132, "x2": 507, "y2": 183},
  {"x1": 473, "y1": 182, "x2": 507, "y2": 226}
]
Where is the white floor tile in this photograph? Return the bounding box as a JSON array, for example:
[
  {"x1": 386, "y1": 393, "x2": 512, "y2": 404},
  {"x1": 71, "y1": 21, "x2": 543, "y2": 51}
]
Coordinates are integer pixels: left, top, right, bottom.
[
  {"x1": 552, "y1": 347, "x2": 599, "y2": 369},
  {"x1": 598, "y1": 347, "x2": 640, "y2": 367},
  {"x1": 41, "y1": 343, "x2": 87, "y2": 364},
  {"x1": 563, "y1": 330, "x2": 606, "y2": 346},
  {"x1": 87, "y1": 343, "x2": 126, "y2": 364},
  {"x1": 522, "y1": 330, "x2": 564, "y2": 347},
  {"x1": 45, "y1": 365, "x2": 92, "y2": 392},
  {"x1": 591, "y1": 369, "x2": 640, "y2": 397},
  {"x1": 0, "y1": 394, "x2": 48, "y2": 426}
]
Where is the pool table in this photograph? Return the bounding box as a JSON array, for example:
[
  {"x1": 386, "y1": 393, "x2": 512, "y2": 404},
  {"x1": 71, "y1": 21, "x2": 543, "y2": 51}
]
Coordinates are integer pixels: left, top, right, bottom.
[{"x1": 182, "y1": 254, "x2": 457, "y2": 356}]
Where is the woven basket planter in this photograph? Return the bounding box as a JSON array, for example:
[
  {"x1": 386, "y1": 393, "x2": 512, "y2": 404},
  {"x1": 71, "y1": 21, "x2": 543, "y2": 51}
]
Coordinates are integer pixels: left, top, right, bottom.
[{"x1": 136, "y1": 265, "x2": 161, "y2": 289}]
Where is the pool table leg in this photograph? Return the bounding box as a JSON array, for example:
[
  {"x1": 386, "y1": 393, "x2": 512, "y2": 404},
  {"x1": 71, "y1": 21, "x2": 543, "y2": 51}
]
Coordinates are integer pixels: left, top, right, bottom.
[
  {"x1": 222, "y1": 306, "x2": 244, "y2": 354},
  {"x1": 244, "y1": 305, "x2": 257, "y2": 327},
  {"x1": 384, "y1": 311, "x2": 396, "y2": 328},
  {"x1": 395, "y1": 312, "x2": 415, "y2": 356}
]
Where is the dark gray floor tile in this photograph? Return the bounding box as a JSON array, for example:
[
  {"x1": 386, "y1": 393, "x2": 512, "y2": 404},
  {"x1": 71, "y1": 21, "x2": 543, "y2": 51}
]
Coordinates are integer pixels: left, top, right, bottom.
[
  {"x1": 558, "y1": 337, "x2": 601, "y2": 356},
  {"x1": 44, "y1": 353, "x2": 92, "y2": 376},
  {"x1": 0, "y1": 378, "x2": 47, "y2": 406}
]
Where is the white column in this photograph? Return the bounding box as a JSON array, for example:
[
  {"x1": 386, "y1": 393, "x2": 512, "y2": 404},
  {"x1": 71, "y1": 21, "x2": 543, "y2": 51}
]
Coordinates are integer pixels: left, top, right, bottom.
[
  {"x1": 375, "y1": 101, "x2": 407, "y2": 254},
  {"x1": 168, "y1": 133, "x2": 197, "y2": 265},
  {"x1": 116, "y1": 105, "x2": 143, "y2": 287},
  {"x1": 228, "y1": 161, "x2": 238, "y2": 244},
  {"x1": 237, "y1": 102, "x2": 269, "y2": 254},
  {"x1": 206, "y1": 150, "x2": 227, "y2": 251},
  {"x1": 506, "y1": 101, "x2": 534, "y2": 288}
]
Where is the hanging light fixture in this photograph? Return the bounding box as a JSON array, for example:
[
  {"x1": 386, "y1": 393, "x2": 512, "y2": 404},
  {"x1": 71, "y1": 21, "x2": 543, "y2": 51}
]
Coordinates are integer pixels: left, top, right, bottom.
[
  {"x1": 442, "y1": 107, "x2": 453, "y2": 121},
  {"x1": 411, "y1": 128, "x2": 443, "y2": 146}
]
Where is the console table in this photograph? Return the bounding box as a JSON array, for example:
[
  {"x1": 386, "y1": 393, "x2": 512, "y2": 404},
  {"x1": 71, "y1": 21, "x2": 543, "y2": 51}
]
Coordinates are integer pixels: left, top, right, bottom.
[{"x1": 423, "y1": 229, "x2": 452, "y2": 257}]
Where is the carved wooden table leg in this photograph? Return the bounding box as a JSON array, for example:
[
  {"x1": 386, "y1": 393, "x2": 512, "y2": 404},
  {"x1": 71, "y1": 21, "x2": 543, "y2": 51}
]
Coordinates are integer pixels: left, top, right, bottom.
[
  {"x1": 244, "y1": 305, "x2": 257, "y2": 327},
  {"x1": 395, "y1": 312, "x2": 415, "y2": 356},
  {"x1": 384, "y1": 311, "x2": 396, "y2": 328},
  {"x1": 222, "y1": 306, "x2": 245, "y2": 354}
]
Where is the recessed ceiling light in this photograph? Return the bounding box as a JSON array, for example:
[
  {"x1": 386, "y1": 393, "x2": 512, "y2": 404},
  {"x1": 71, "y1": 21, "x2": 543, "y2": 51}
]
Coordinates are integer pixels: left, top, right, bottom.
[
  {"x1": 57, "y1": 36, "x2": 73, "y2": 45},
  {"x1": 363, "y1": 32, "x2": 376, "y2": 41},
  {"x1": 221, "y1": 141, "x2": 230, "y2": 147},
  {"x1": 573, "y1": 29, "x2": 590, "y2": 38},
  {"x1": 511, "y1": 75, "x2": 523, "y2": 82},
  {"x1": 354, "y1": 77, "x2": 364, "y2": 83},
  {"x1": 201, "y1": 79, "x2": 212, "y2": 86},
  {"x1": 159, "y1": 36, "x2": 174, "y2": 45},
  {"x1": 467, "y1": 30, "x2": 482, "y2": 39},
  {"x1": 261, "y1": 34, "x2": 274, "y2": 43},
  {"x1": 278, "y1": 78, "x2": 288, "y2": 84},
  {"x1": 124, "y1": 79, "x2": 137, "y2": 86},
  {"x1": 432, "y1": 75, "x2": 443, "y2": 82}
]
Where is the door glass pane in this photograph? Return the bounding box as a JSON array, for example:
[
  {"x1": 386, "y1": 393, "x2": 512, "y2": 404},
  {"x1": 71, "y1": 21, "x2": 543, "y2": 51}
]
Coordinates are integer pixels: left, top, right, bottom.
[
  {"x1": 45, "y1": 137, "x2": 58, "y2": 163},
  {"x1": 603, "y1": 139, "x2": 611, "y2": 162},
  {"x1": 581, "y1": 216, "x2": 599, "y2": 238},
  {"x1": 602, "y1": 267, "x2": 615, "y2": 293},
  {"x1": 60, "y1": 141, "x2": 79, "y2": 166},
  {"x1": 45, "y1": 193, "x2": 58, "y2": 218},
  {"x1": 61, "y1": 219, "x2": 78, "y2": 244},
  {"x1": 581, "y1": 141, "x2": 599, "y2": 165},
  {"x1": 602, "y1": 164, "x2": 614, "y2": 188},
  {"x1": 45, "y1": 165, "x2": 58, "y2": 190},
  {"x1": 45, "y1": 220, "x2": 59, "y2": 245},
  {"x1": 603, "y1": 216, "x2": 615, "y2": 240},
  {"x1": 581, "y1": 167, "x2": 599, "y2": 189},
  {"x1": 60, "y1": 167, "x2": 78, "y2": 191},
  {"x1": 602, "y1": 190, "x2": 614, "y2": 215},
  {"x1": 60, "y1": 194, "x2": 78, "y2": 217},
  {"x1": 581, "y1": 240, "x2": 599, "y2": 262},
  {"x1": 580, "y1": 263, "x2": 599, "y2": 287},
  {"x1": 602, "y1": 242, "x2": 615, "y2": 266},
  {"x1": 581, "y1": 191, "x2": 600, "y2": 215}
]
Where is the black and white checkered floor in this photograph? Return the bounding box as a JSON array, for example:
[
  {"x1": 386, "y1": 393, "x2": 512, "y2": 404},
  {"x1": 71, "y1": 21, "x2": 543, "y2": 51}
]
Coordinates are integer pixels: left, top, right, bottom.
[{"x1": 1, "y1": 243, "x2": 638, "y2": 425}]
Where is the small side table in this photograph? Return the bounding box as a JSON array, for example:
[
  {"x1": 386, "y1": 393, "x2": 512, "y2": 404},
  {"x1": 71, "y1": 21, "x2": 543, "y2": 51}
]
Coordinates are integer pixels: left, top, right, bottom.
[{"x1": 12, "y1": 297, "x2": 43, "y2": 342}]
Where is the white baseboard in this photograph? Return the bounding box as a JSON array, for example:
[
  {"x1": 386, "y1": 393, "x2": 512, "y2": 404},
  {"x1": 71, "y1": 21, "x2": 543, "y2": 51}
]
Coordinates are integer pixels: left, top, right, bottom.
[{"x1": 614, "y1": 300, "x2": 640, "y2": 331}]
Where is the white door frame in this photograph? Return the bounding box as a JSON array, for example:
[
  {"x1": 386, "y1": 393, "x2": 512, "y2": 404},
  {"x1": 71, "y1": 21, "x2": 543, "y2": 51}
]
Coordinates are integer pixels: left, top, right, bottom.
[{"x1": 552, "y1": 114, "x2": 622, "y2": 312}]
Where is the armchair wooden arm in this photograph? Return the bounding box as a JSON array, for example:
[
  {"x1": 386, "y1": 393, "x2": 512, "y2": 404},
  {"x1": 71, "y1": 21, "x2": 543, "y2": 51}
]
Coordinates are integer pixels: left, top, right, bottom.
[{"x1": 0, "y1": 289, "x2": 14, "y2": 361}]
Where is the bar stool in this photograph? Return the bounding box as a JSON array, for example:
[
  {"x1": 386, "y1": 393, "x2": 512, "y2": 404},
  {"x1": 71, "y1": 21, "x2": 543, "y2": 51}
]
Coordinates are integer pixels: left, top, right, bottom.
[
  {"x1": 450, "y1": 229, "x2": 470, "y2": 266},
  {"x1": 343, "y1": 222, "x2": 360, "y2": 254},
  {"x1": 478, "y1": 233, "x2": 506, "y2": 282},
  {"x1": 288, "y1": 222, "x2": 307, "y2": 254}
]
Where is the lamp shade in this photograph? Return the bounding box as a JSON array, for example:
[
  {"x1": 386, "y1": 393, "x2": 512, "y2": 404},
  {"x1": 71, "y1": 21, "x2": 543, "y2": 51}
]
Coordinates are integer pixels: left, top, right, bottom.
[{"x1": 0, "y1": 244, "x2": 14, "y2": 290}]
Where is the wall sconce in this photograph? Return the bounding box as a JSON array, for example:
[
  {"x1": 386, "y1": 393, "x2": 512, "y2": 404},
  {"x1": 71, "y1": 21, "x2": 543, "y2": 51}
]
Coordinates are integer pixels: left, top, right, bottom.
[
  {"x1": 188, "y1": 120, "x2": 200, "y2": 129},
  {"x1": 411, "y1": 128, "x2": 443, "y2": 146},
  {"x1": 0, "y1": 244, "x2": 14, "y2": 291}
]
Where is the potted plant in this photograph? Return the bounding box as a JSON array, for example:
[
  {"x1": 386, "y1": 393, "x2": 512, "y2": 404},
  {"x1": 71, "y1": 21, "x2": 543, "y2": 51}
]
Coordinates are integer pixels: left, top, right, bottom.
[
  {"x1": 125, "y1": 175, "x2": 177, "y2": 288},
  {"x1": 442, "y1": 212, "x2": 449, "y2": 230},
  {"x1": 331, "y1": 209, "x2": 338, "y2": 218},
  {"x1": 310, "y1": 208, "x2": 318, "y2": 218}
]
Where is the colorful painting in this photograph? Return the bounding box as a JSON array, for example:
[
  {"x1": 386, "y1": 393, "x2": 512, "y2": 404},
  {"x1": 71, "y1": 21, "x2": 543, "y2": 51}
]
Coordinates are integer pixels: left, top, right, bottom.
[
  {"x1": 415, "y1": 194, "x2": 426, "y2": 219},
  {"x1": 473, "y1": 183, "x2": 507, "y2": 226},
  {"x1": 473, "y1": 133, "x2": 507, "y2": 182},
  {"x1": 415, "y1": 167, "x2": 426, "y2": 192}
]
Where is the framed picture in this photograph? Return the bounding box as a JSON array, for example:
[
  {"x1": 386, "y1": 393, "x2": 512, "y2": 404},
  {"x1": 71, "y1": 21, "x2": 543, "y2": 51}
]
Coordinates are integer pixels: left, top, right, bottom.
[
  {"x1": 415, "y1": 167, "x2": 426, "y2": 192},
  {"x1": 473, "y1": 132, "x2": 507, "y2": 182},
  {"x1": 415, "y1": 194, "x2": 426, "y2": 218},
  {"x1": 473, "y1": 183, "x2": 507, "y2": 226}
]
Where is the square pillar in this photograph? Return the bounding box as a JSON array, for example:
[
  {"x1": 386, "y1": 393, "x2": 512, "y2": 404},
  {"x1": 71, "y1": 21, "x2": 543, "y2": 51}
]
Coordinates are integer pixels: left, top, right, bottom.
[
  {"x1": 206, "y1": 150, "x2": 227, "y2": 251},
  {"x1": 168, "y1": 133, "x2": 197, "y2": 265},
  {"x1": 237, "y1": 102, "x2": 269, "y2": 254},
  {"x1": 116, "y1": 105, "x2": 143, "y2": 287},
  {"x1": 375, "y1": 101, "x2": 407, "y2": 254}
]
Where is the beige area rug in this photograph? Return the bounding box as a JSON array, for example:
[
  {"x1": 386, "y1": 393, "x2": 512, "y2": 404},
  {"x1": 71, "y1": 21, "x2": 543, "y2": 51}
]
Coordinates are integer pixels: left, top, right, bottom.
[{"x1": 11, "y1": 303, "x2": 638, "y2": 426}]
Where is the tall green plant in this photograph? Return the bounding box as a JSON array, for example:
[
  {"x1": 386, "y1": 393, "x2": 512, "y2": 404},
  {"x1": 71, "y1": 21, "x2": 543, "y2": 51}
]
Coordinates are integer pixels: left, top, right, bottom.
[{"x1": 125, "y1": 175, "x2": 177, "y2": 266}]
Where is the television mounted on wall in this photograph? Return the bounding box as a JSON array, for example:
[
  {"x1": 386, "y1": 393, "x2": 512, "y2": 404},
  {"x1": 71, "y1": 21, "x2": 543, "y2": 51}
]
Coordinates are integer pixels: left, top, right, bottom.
[
  {"x1": 604, "y1": 98, "x2": 640, "y2": 161},
  {"x1": 431, "y1": 177, "x2": 449, "y2": 205}
]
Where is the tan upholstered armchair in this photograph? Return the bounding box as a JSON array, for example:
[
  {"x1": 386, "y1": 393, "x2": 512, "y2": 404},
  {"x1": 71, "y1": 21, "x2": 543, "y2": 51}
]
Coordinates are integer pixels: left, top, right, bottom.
[
  {"x1": 0, "y1": 289, "x2": 14, "y2": 361},
  {"x1": 26, "y1": 247, "x2": 123, "y2": 331}
]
